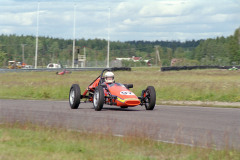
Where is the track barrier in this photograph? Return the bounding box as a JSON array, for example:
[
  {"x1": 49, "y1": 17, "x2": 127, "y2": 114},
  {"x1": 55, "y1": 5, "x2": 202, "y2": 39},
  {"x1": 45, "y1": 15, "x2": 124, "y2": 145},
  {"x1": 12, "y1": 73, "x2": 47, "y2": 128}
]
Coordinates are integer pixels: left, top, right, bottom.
[
  {"x1": 161, "y1": 66, "x2": 240, "y2": 71},
  {"x1": 0, "y1": 67, "x2": 131, "y2": 73}
]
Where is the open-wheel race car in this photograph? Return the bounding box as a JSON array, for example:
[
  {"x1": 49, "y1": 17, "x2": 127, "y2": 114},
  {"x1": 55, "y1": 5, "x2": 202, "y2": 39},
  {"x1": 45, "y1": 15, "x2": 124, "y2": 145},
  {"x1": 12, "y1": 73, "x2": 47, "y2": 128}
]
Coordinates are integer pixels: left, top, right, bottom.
[{"x1": 69, "y1": 69, "x2": 156, "y2": 111}]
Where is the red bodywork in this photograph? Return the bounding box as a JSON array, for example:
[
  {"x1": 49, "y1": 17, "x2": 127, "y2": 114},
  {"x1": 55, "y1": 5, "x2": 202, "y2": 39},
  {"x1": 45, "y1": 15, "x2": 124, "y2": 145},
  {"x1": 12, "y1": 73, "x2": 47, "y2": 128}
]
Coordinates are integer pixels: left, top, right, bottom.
[
  {"x1": 56, "y1": 69, "x2": 71, "y2": 75},
  {"x1": 82, "y1": 76, "x2": 140, "y2": 107}
]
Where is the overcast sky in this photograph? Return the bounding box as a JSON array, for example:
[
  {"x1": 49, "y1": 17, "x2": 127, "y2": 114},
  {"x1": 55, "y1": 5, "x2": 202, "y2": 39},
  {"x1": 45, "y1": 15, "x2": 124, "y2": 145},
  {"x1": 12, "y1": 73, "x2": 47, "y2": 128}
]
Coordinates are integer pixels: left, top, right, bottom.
[{"x1": 0, "y1": 0, "x2": 239, "y2": 42}]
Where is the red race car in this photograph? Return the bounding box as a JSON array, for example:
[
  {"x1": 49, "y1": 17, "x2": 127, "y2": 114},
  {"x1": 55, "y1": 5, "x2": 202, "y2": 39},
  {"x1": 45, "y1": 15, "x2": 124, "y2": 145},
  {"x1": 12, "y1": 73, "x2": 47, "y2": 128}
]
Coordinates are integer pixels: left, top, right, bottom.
[{"x1": 69, "y1": 69, "x2": 156, "y2": 111}]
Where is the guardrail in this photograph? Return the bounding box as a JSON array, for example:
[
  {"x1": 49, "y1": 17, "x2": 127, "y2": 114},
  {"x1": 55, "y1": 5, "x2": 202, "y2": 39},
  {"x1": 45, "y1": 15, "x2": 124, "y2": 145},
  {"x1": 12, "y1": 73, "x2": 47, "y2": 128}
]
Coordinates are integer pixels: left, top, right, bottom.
[
  {"x1": 0, "y1": 67, "x2": 131, "y2": 73},
  {"x1": 161, "y1": 65, "x2": 240, "y2": 71}
]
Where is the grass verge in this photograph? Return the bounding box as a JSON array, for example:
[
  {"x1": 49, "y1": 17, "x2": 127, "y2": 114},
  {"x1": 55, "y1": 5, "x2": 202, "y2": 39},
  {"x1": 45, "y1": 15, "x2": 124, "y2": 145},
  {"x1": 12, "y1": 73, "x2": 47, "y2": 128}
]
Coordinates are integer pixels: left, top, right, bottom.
[
  {"x1": 0, "y1": 68, "x2": 240, "y2": 104},
  {"x1": 0, "y1": 123, "x2": 239, "y2": 160}
]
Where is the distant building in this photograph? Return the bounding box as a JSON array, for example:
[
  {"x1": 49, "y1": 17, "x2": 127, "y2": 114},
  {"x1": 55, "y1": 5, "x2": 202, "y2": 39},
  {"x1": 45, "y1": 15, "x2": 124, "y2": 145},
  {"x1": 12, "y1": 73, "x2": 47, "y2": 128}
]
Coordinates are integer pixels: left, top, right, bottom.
[
  {"x1": 47, "y1": 63, "x2": 61, "y2": 68},
  {"x1": 132, "y1": 56, "x2": 142, "y2": 62},
  {"x1": 115, "y1": 57, "x2": 132, "y2": 61},
  {"x1": 144, "y1": 60, "x2": 152, "y2": 66},
  {"x1": 114, "y1": 56, "x2": 151, "y2": 67},
  {"x1": 115, "y1": 56, "x2": 142, "y2": 62}
]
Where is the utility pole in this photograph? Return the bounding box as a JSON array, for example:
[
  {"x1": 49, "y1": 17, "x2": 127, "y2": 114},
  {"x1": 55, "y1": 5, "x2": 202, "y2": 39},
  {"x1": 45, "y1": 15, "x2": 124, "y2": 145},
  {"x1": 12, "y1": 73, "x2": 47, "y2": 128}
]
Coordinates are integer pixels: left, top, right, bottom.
[
  {"x1": 155, "y1": 45, "x2": 161, "y2": 67},
  {"x1": 107, "y1": 7, "x2": 110, "y2": 68},
  {"x1": 35, "y1": 2, "x2": 40, "y2": 69},
  {"x1": 72, "y1": 3, "x2": 76, "y2": 68},
  {"x1": 84, "y1": 46, "x2": 86, "y2": 67},
  {"x1": 21, "y1": 44, "x2": 27, "y2": 63}
]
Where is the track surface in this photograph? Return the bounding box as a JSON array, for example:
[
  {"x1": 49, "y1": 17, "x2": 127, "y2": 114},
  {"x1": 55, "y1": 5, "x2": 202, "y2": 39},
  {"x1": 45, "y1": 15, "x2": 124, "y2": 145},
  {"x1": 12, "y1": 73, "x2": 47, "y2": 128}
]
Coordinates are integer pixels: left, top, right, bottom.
[{"x1": 1, "y1": 99, "x2": 240, "y2": 149}]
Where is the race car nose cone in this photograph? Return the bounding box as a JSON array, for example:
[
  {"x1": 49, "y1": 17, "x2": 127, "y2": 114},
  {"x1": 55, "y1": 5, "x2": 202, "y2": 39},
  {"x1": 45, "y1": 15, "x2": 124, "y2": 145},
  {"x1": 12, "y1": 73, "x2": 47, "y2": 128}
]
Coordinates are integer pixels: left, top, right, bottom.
[
  {"x1": 117, "y1": 97, "x2": 140, "y2": 106},
  {"x1": 125, "y1": 99, "x2": 140, "y2": 106}
]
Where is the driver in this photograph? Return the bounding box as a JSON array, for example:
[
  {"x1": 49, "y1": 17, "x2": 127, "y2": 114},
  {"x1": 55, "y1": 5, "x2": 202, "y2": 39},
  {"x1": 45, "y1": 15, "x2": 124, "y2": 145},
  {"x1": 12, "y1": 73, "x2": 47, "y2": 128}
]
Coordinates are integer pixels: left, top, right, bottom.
[{"x1": 105, "y1": 71, "x2": 115, "y2": 84}]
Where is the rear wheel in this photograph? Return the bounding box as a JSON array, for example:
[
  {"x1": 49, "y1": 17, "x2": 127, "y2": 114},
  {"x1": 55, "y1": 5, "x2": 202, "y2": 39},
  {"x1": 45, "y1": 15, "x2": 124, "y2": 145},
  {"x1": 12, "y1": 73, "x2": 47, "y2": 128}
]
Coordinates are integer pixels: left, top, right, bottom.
[
  {"x1": 93, "y1": 86, "x2": 104, "y2": 111},
  {"x1": 144, "y1": 86, "x2": 156, "y2": 110},
  {"x1": 69, "y1": 84, "x2": 81, "y2": 109}
]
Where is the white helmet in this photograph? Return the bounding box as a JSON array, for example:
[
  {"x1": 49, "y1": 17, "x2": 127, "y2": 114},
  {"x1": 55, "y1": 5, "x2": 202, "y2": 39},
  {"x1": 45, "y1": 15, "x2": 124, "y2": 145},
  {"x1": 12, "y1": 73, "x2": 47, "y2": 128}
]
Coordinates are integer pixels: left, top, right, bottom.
[{"x1": 105, "y1": 71, "x2": 114, "y2": 83}]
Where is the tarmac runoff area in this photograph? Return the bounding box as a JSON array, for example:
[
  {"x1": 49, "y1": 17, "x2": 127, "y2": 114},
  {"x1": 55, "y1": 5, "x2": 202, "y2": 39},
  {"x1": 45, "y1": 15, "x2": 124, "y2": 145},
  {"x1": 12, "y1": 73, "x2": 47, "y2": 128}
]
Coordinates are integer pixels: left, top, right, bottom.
[
  {"x1": 160, "y1": 101, "x2": 240, "y2": 108},
  {"x1": 1, "y1": 99, "x2": 240, "y2": 149}
]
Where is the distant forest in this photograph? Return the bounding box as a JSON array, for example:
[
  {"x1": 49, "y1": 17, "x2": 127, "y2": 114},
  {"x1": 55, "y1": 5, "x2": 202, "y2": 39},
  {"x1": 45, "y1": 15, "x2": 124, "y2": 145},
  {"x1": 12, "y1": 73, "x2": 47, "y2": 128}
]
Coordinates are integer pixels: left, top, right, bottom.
[{"x1": 0, "y1": 27, "x2": 239, "y2": 67}]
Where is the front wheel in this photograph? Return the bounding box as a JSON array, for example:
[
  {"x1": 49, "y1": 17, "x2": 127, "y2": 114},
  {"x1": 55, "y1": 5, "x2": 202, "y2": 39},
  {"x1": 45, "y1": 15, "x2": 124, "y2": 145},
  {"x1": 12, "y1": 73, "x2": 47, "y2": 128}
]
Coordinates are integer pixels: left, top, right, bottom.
[
  {"x1": 144, "y1": 86, "x2": 156, "y2": 110},
  {"x1": 69, "y1": 84, "x2": 81, "y2": 109},
  {"x1": 93, "y1": 86, "x2": 105, "y2": 111}
]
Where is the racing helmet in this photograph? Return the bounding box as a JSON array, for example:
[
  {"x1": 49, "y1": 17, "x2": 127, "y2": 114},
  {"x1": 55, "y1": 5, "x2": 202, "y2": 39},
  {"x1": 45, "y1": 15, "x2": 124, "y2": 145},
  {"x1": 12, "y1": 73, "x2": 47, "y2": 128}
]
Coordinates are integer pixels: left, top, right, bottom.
[{"x1": 105, "y1": 71, "x2": 114, "y2": 83}]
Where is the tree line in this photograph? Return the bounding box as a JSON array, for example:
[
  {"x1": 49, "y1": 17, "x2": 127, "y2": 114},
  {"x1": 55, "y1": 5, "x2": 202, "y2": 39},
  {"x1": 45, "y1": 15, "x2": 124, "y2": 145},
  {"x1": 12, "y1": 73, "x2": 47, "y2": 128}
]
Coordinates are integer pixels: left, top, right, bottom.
[{"x1": 0, "y1": 27, "x2": 239, "y2": 67}]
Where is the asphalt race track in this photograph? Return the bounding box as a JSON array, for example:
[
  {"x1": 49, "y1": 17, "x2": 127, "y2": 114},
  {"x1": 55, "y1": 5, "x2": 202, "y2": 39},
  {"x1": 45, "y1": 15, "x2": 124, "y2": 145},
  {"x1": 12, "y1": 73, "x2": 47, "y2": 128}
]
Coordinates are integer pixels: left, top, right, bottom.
[{"x1": 1, "y1": 99, "x2": 240, "y2": 149}]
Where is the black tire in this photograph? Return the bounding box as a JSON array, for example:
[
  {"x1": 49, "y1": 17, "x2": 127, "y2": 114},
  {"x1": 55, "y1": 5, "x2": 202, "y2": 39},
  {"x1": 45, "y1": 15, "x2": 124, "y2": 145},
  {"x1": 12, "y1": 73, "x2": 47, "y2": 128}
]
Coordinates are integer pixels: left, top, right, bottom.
[
  {"x1": 124, "y1": 84, "x2": 133, "y2": 89},
  {"x1": 93, "y1": 86, "x2": 105, "y2": 111},
  {"x1": 144, "y1": 86, "x2": 156, "y2": 110},
  {"x1": 120, "y1": 106, "x2": 128, "y2": 109},
  {"x1": 69, "y1": 84, "x2": 81, "y2": 109}
]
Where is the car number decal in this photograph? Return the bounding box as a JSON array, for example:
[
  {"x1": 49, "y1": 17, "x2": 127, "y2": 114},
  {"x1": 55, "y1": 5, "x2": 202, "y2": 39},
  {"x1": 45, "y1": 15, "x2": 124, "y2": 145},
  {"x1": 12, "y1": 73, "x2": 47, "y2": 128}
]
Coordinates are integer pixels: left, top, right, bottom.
[{"x1": 120, "y1": 91, "x2": 135, "y2": 95}]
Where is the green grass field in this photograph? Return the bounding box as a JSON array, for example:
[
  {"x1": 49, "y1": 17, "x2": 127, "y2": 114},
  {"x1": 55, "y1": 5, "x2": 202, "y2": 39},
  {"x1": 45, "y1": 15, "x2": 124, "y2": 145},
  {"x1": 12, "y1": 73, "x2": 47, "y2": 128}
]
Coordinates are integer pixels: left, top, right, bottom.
[
  {"x1": 1, "y1": 68, "x2": 240, "y2": 103},
  {"x1": 1, "y1": 68, "x2": 240, "y2": 159},
  {"x1": 1, "y1": 123, "x2": 239, "y2": 160}
]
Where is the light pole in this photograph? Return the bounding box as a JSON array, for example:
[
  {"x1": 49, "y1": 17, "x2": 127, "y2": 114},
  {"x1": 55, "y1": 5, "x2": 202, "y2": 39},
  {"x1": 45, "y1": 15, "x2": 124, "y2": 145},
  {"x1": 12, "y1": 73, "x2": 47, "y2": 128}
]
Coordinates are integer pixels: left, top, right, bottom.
[
  {"x1": 21, "y1": 44, "x2": 27, "y2": 63},
  {"x1": 34, "y1": 2, "x2": 40, "y2": 69},
  {"x1": 84, "y1": 46, "x2": 86, "y2": 67},
  {"x1": 155, "y1": 45, "x2": 161, "y2": 67},
  {"x1": 72, "y1": 3, "x2": 76, "y2": 68},
  {"x1": 107, "y1": 7, "x2": 110, "y2": 68}
]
